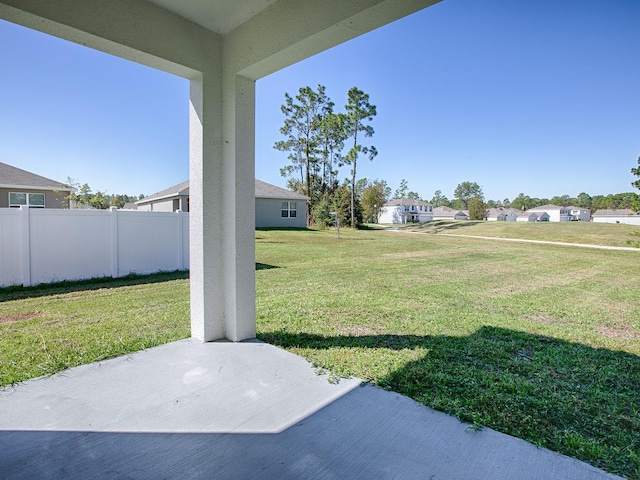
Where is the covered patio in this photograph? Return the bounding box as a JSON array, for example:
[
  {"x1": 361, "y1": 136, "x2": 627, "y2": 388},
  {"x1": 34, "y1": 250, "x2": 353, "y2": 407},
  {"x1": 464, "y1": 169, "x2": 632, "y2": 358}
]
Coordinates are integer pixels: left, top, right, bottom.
[
  {"x1": 0, "y1": 1, "x2": 625, "y2": 478},
  {"x1": 0, "y1": 339, "x2": 622, "y2": 479}
]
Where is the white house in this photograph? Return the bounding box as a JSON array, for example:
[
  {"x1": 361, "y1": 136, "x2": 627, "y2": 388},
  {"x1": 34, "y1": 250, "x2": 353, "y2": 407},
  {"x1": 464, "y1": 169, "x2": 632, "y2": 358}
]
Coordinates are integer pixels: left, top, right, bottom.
[
  {"x1": 567, "y1": 206, "x2": 591, "y2": 222},
  {"x1": 528, "y1": 204, "x2": 571, "y2": 222},
  {"x1": 592, "y1": 209, "x2": 640, "y2": 225},
  {"x1": 432, "y1": 206, "x2": 468, "y2": 221},
  {"x1": 379, "y1": 198, "x2": 433, "y2": 224},
  {"x1": 136, "y1": 179, "x2": 310, "y2": 228}
]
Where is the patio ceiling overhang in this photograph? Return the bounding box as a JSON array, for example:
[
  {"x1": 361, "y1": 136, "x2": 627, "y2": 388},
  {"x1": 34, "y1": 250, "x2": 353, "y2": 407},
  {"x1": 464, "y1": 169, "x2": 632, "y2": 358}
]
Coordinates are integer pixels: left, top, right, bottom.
[{"x1": 0, "y1": 0, "x2": 441, "y2": 342}]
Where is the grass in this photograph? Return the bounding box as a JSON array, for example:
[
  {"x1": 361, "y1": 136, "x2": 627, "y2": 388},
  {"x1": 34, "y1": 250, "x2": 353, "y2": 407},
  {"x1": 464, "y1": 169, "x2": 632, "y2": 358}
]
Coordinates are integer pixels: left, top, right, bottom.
[
  {"x1": 1, "y1": 228, "x2": 639, "y2": 478},
  {"x1": 0, "y1": 272, "x2": 190, "y2": 385},
  {"x1": 398, "y1": 219, "x2": 640, "y2": 248}
]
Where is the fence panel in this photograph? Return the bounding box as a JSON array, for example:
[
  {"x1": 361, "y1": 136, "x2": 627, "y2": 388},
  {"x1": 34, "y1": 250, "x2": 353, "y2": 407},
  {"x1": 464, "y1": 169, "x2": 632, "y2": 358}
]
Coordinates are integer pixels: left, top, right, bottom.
[
  {"x1": 0, "y1": 209, "x2": 22, "y2": 287},
  {"x1": 0, "y1": 208, "x2": 190, "y2": 287},
  {"x1": 29, "y1": 209, "x2": 112, "y2": 285}
]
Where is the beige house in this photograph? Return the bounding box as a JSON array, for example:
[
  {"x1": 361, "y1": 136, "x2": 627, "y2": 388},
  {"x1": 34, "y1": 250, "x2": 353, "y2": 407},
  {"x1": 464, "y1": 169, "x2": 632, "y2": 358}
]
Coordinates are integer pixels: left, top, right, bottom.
[
  {"x1": 0, "y1": 162, "x2": 73, "y2": 209},
  {"x1": 135, "y1": 179, "x2": 309, "y2": 228}
]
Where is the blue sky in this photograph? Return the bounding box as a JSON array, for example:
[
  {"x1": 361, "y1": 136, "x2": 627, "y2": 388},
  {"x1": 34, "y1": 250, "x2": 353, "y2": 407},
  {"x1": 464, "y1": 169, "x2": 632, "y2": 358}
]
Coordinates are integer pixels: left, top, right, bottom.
[{"x1": 1, "y1": 0, "x2": 639, "y2": 202}]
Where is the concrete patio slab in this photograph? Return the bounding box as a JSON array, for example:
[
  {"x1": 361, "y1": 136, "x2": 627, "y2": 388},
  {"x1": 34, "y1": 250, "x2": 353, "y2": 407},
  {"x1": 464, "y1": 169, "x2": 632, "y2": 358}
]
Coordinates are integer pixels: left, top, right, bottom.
[{"x1": 0, "y1": 339, "x2": 624, "y2": 479}]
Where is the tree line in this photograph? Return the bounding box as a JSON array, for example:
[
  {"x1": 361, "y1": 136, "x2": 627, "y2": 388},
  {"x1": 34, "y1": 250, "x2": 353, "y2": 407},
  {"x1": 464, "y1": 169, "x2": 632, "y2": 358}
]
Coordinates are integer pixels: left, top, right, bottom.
[{"x1": 64, "y1": 178, "x2": 144, "y2": 209}]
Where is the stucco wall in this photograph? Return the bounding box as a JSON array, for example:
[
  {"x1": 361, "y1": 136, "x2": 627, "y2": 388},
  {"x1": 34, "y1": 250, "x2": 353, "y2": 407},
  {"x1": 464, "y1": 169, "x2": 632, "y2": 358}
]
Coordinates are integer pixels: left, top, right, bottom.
[
  {"x1": 0, "y1": 188, "x2": 69, "y2": 209},
  {"x1": 255, "y1": 198, "x2": 306, "y2": 228}
]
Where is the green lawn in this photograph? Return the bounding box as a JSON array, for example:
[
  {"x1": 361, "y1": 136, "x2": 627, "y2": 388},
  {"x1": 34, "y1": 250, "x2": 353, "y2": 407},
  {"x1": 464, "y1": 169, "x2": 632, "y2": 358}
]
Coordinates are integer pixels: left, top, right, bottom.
[
  {"x1": 398, "y1": 219, "x2": 640, "y2": 248},
  {"x1": 1, "y1": 228, "x2": 639, "y2": 478}
]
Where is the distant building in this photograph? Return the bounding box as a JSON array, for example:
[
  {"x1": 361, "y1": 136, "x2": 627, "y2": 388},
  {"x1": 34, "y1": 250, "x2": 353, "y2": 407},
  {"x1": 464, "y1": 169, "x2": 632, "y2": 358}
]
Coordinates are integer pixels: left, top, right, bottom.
[
  {"x1": 0, "y1": 162, "x2": 74, "y2": 209},
  {"x1": 432, "y1": 206, "x2": 468, "y2": 221},
  {"x1": 592, "y1": 209, "x2": 640, "y2": 225},
  {"x1": 527, "y1": 204, "x2": 571, "y2": 222},
  {"x1": 378, "y1": 198, "x2": 433, "y2": 224},
  {"x1": 135, "y1": 179, "x2": 310, "y2": 228}
]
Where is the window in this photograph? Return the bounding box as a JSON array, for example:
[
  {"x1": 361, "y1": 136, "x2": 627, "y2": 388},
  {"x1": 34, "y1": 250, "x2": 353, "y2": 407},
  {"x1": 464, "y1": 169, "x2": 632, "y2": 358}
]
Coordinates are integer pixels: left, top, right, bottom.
[
  {"x1": 9, "y1": 192, "x2": 45, "y2": 208},
  {"x1": 281, "y1": 201, "x2": 297, "y2": 218}
]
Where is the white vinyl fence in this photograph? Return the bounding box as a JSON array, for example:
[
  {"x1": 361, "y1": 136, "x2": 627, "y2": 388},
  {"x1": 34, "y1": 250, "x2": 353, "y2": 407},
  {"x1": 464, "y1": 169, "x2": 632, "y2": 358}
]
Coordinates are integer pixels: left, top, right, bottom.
[{"x1": 0, "y1": 207, "x2": 189, "y2": 287}]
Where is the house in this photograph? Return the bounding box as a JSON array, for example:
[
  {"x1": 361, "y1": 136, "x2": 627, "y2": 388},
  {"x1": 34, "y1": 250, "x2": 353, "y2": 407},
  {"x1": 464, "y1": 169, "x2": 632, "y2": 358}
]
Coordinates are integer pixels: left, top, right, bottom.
[
  {"x1": 378, "y1": 198, "x2": 433, "y2": 224},
  {"x1": 135, "y1": 179, "x2": 310, "y2": 228},
  {"x1": 486, "y1": 207, "x2": 518, "y2": 222},
  {"x1": 592, "y1": 209, "x2": 640, "y2": 225},
  {"x1": 432, "y1": 206, "x2": 468, "y2": 221},
  {"x1": 513, "y1": 210, "x2": 541, "y2": 222},
  {"x1": 0, "y1": 161, "x2": 74, "y2": 209},
  {"x1": 527, "y1": 204, "x2": 571, "y2": 222},
  {"x1": 567, "y1": 206, "x2": 591, "y2": 222}
]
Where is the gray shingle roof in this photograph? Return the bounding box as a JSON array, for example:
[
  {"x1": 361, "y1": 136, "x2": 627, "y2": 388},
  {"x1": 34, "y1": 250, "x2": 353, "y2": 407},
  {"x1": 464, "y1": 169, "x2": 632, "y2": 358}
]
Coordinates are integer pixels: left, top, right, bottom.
[
  {"x1": 432, "y1": 206, "x2": 466, "y2": 217},
  {"x1": 528, "y1": 204, "x2": 563, "y2": 211},
  {"x1": 592, "y1": 209, "x2": 639, "y2": 216},
  {"x1": 0, "y1": 161, "x2": 72, "y2": 191},
  {"x1": 384, "y1": 198, "x2": 431, "y2": 207},
  {"x1": 136, "y1": 179, "x2": 309, "y2": 205}
]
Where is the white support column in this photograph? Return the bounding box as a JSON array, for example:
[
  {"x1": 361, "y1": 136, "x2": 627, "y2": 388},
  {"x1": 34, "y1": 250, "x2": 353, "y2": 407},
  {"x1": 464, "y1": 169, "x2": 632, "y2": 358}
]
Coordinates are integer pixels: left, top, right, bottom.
[
  {"x1": 189, "y1": 62, "x2": 257, "y2": 342},
  {"x1": 222, "y1": 74, "x2": 256, "y2": 342}
]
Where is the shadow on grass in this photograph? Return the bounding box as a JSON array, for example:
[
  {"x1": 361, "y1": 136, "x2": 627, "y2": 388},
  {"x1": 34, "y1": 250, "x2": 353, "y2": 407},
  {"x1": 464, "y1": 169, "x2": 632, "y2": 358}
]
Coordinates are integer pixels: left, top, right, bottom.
[
  {"x1": 259, "y1": 326, "x2": 640, "y2": 478},
  {"x1": 256, "y1": 263, "x2": 279, "y2": 271},
  {"x1": 0, "y1": 271, "x2": 191, "y2": 302}
]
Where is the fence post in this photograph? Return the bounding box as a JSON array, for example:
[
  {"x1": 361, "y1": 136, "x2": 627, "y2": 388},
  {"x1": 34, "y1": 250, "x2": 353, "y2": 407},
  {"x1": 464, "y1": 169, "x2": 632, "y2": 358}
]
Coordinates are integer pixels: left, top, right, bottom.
[
  {"x1": 176, "y1": 210, "x2": 184, "y2": 271},
  {"x1": 110, "y1": 207, "x2": 119, "y2": 278},
  {"x1": 19, "y1": 206, "x2": 32, "y2": 286}
]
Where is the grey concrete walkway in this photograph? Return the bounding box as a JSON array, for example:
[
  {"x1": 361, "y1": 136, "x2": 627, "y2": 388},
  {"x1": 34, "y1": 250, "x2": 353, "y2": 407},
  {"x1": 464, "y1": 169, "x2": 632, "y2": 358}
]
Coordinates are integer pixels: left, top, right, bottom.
[{"x1": 0, "y1": 339, "x2": 624, "y2": 479}]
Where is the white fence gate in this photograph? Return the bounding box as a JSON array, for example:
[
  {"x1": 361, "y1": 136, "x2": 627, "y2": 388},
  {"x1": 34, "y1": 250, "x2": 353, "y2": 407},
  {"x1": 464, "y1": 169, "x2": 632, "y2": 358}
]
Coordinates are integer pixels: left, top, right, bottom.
[{"x1": 0, "y1": 207, "x2": 189, "y2": 287}]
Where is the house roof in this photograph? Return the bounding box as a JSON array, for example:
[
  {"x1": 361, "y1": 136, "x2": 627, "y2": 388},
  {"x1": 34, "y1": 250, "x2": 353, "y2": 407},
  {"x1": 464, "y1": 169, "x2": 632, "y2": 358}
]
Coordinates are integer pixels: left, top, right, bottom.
[
  {"x1": 566, "y1": 205, "x2": 588, "y2": 211},
  {"x1": 0, "y1": 161, "x2": 73, "y2": 192},
  {"x1": 136, "y1": 179, "x2": 309, "y2": 205},
  {"x1": 254, "y1": 180, "x2": 310, "y2": 200},
  {"x1": 136, "y1": 180, "x2": 190, "y2": 205},
  {"x1": 528, "y1": 204, "x2": 563, "y2": 211},
  {"x1": 592, "y1": 209, "x2": 639, "y2": 216},
  {"x1": 384, "y1": 198, "x2": 431, "y2": 207},
  {"x1": 432, "y1": 206, "x2": 466, "y2": 217},
  {"x1": 512, "y1": 209, "x2": 536, "y2": 218}
]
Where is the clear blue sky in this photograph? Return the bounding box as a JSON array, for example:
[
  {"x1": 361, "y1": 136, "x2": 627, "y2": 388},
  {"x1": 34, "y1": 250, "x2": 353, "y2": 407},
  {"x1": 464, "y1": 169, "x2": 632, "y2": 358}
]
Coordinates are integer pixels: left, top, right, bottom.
[{"x1": 1, "y1": 0, "x2": 639, "y2": 202}]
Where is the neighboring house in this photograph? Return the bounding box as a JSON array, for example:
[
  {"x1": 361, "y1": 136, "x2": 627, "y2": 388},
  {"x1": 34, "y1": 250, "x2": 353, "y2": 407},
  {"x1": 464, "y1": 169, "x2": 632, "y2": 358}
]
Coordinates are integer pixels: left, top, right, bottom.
[
  {"x1": 486, "y1": 207, "x2": 544, "y2": 222},
  {"x1": 527, "y1": 204, "x2": 571, "y2": 222},
  {"x1": 567, "y1": 206, "x2": 591, "y2": 222},
  {"x1": 486, "y1": 207, "x2": 517, "y2": 222},
  {"x1": 592, "y1": 209, "x2": 640, "y2": 225},
  {"x1": 378, "y1": 198, "x2": 433, "y2": 224},
  {"x1": 513, "y1": 210, "x2": 540, "y2": 222},
  {"x1": 135, "y1": 179, "x2": 310, "y2": 228},
  {"x1": 0, "y1": 161, "x2": 74, "y2": 209},
  {"x1": 135, "y1": 180, "x2": 189, "y2": 213},
  {"x1": 432, "y1": 206, "x2": 468, "y2": 221}
]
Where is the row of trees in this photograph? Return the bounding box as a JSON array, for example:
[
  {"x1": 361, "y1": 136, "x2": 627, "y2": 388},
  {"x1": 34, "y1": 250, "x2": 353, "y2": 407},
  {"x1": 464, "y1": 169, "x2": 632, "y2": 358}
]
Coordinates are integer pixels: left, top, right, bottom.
[
  {"x1": 275, "y1": 84, "x2": 377, "y2": 227},
  {"x1": 64, "y1": 178, "x2": 143, "y2": 209}
]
